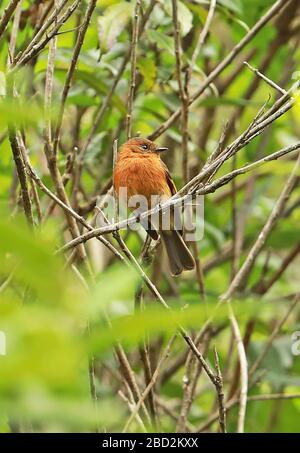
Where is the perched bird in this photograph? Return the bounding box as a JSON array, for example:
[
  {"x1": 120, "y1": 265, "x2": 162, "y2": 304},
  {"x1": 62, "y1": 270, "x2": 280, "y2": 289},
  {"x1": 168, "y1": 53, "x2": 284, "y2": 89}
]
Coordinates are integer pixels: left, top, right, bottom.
[{"x1": 113, "y1": 137, "x2": 195, "y2": 276}]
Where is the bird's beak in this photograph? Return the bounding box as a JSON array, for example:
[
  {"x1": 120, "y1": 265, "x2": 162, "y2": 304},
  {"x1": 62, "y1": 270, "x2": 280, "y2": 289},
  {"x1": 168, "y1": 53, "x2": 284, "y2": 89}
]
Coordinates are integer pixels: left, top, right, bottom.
[{"x1": 156, "y1": 146, "x2": 168, "y2": 153}]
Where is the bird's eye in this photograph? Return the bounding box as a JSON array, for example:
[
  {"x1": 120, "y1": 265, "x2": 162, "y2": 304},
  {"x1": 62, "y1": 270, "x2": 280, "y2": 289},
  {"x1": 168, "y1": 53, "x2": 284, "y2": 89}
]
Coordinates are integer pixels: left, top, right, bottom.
[{"x1": 141, "y1": 144, "x2": 148, "y2": 150}]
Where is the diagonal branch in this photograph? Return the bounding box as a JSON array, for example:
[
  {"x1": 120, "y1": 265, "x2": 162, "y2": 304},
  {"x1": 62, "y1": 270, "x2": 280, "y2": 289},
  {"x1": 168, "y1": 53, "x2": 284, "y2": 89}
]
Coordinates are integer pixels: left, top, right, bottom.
[
  {"x1": 126, "y1": 0, "x2": 141, "y2": 139},
  {"x1": 53, "y1": 0, "x2": 97, "y2": 155},
  {"x1": 0, "y1": 0, "x2": 21, "y2": 39}
]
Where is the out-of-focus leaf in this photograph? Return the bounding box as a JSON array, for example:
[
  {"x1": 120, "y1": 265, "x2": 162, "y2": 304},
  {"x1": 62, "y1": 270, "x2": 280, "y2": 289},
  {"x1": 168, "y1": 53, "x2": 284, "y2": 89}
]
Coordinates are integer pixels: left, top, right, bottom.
[
  {"x1": 73, "y1": 70, "x2": 127, "y2": 115},
  {"x1": 90, "y1": 297, "x2": 275, "y2": 355},
  {"x1": 177, "y1": 0, "x2": 193, "y2": 35},
  {"x1": 0, "y1": 71, "x2": 6, "y2": 96},
  {"x1": 0, "y1": 414, "x2": 9, "y2": 433},
  {"x1": 218, "y1": 0, "x2": 243, "y2": 14},
  {"x1": 97, "y1": 0, "x2": 121, "y2": 6},
  {"x1": 147, "y1": 29, "x2": 175, "y2": 55},
  {"x1": 0, "y1": 97, "x2": 52, "y2": 129},
  {"x1": 97, "y1": 2, "x2": 133, "y2": 53},
  {"x1": 267, "y1": 225, "x2": 300, "y2": 250},
  {"x1": 192, "y1": 0, "x2": 242, "y2": 15},
  {"x1": 162, "y1": 0, "x2": 193, "y2": 36},
  {"x1": 0, "y1": 214, "x2": 86, "y2": 310},
  {"x1": 137, "y1": 58, "x2": 157, "y2": 90}
]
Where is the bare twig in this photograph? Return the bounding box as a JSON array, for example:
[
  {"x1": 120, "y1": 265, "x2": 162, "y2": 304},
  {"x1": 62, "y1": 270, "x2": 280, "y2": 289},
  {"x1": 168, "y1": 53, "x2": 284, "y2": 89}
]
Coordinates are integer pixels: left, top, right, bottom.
[
  {"x1": 14, "y1": 0, "x2": 68, "y2": 66},
  {"x1": 118, "y1": 391, "x2": 147, "y2": 432},
  {"x1": 197, "y1": 391, "x2": 300, "y2": 433},
  {"x1": 0, "y1": 0, "x2": 21, "y2": 39},
  {"x1": 176, "y1": 329, "x2": 211, "y2": 432},
  {"x1": 243, "y1": 61, "x2": 287, "y2": 95},
  {"x1": 126, "y1": 0, "x2": 141, "y2": 139},
  {"x1": 13, "y1": 0, "x2": 82, "y2": 70},
  {"x1": 188, "y1": 0, "x2": 216, "y2": 80},
  {"x1": 171, "y1": 0, "x2": 184, "y2": 101},
  {"x1": 228, "y1": 305, "x2": 248, "y2": 433},
  {"x1": 213, "y1": 346, "x2": 226, "y2": 433},
  {"x1": 44, "y1": 5, "x2": 57, "y2": 145},
  {"x1": 172, "y1": 0, "x2": 188, "y2": 183},
  {"x1": 115, "y1": 344, "x2": 151, "y2": 426},
  {"x1": 8, "y1": 127, "x2": 34, "y2": 226},
  {"x1": 247, "y1": 393, "x2": 300, "y2": 402},
  {"x1": 123, "y1": 336, "x2": 175, "y2": 432},
  {"x1": 6, "y1": 0, "x2": 22, "y2": 68},
  {"x1": 53, "y1": 0, "x2": 97, "y2": 155}
]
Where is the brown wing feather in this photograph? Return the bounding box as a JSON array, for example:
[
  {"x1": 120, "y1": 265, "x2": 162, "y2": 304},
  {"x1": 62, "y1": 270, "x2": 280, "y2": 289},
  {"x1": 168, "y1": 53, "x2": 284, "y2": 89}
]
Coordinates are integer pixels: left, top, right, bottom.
[
  {"x1": 161, "y1": 160, "x2": 183, "y2": 234},
  {"x1": 162, "y1": 161, "x2": 177, "y2": 196}
]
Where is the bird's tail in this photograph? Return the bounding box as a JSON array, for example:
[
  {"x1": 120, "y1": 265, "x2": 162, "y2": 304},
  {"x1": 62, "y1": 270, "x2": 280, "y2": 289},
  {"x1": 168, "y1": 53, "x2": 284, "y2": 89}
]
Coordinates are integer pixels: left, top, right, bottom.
[{"x1": 161, "y1": 230, "x2": 195, "y2": 276}]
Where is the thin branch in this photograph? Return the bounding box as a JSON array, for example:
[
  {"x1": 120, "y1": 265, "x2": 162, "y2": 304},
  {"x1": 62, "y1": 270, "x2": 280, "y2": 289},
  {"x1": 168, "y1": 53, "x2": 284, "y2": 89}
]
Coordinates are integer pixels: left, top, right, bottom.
[
  {"x1": 171, "y1": 0, "x2": 188, "y2": 183},
  {"x1": 115, "y1": 344, "x2": 151, "y2": 426},
  {"x1": 213, "y1": 346, "x2": 227, "y2": 433},
  {"x1": 13, "y1": 0, "x2": 68, "y2": 66},
  {"x1": 8, "y1": 127, "x2": 34, "y2": 226},
  {"x1": 123, "y1": 336, "x2": 175, "y2": 432},
  {"x1": 0, "y1": 267, "x2": 17, "y2": 294},
  {"x1": 247, "y1": 393, "x2": 300, "y2": 402},
  {"x1": 197, "y1": 391, "x2": 300, "y2": 433},
  {"x1": 126, "y1": 0, "x2": 141, "y2": 139},
  {"x1": 0, "y1": 0, "x2": 21, "y2": 39},
  {"x1": 6, "y1": 0, "x2": 22, "y2": 68},
  {"x1": 44, "y1": 5, "x2": 57, "y2": 145},
  {"x1": 53, "y1": 0, "x2": 97, "y2": 155},
  {"x1": 13, "y1": 0, "x2": 82, "y2": 70},
  {"x1": 228, "y1": 305, "x2": 248, "y2": 433},
  {"x1": 135, "y1": 282, "x2": 158, "y2": 427},
  {"x1": 176, "y1": 329, "x2": 211, "y2": 432},
  {"x1": 171, "y1": 0, "x2": 184, "y2": 101},
  {"x1": 188, "y1": 0, "x2": 216, "y2": 80},
  {"x1": 28, "y1": 161, "x2": 222, "y2": 403},
  {"x1": 29, "y1": 176, "x2": 43, "y2": 224},
  {"x1": 118, "y1": 391, "x2": 147, "y2": 433},
  {"x1": 243, "y1": 61, "x2": 287, "y2": 95}
]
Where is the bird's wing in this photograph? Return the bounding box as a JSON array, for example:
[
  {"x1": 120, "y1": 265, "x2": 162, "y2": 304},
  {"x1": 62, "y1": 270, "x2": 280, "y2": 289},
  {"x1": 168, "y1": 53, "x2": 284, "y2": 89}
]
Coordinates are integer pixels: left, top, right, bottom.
[
  {"x1": 162, "y1": 161, "x2": 177, "y2": 196},
  {"x1": 161, "y1": 161, "x2": 183, "y2": 234}
]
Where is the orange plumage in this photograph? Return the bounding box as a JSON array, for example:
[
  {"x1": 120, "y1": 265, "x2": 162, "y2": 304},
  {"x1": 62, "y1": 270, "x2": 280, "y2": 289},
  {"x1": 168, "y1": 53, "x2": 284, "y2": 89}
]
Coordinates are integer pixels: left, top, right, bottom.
[
  {"x1": 113, "y1": 137, "x2": 195, "y2": 276},
  {"x1": 114, "y1": 141, "x2": 173, "y2": 203}
]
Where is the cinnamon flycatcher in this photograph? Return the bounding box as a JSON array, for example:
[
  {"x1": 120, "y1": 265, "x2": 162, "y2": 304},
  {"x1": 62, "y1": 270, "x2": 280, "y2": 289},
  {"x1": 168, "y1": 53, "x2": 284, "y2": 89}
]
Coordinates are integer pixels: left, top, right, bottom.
[{"x1": 113, "y1": 137, "x2": 195, "y2": 276}]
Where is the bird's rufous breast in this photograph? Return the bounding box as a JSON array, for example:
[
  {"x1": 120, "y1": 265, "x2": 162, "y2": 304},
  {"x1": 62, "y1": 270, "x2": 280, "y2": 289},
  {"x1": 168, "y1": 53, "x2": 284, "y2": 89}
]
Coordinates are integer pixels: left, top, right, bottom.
[{"x1": 114, "y1": 149, "x2": 172, "y2": 208}]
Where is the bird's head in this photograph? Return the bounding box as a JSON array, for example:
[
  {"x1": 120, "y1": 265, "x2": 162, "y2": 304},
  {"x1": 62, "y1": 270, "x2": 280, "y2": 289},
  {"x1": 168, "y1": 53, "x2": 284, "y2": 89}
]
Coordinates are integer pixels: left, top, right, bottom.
[{"x1": 121, "y1": 137, "x2": 168, "y2": 155}]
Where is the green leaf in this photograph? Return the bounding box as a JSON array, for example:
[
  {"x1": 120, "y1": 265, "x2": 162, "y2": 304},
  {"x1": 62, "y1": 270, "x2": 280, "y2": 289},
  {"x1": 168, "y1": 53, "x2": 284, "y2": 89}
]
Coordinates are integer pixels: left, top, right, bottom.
[
  {"x1": 162, "y1": 0, "x2": 193, "y2": 36},
  {"x1": 178, "y1": 0, "x2": 193, "y2": 35},
  {"x1": 97, "y1": 2, "x2": 133, "y2": 53},
  {"x1": 137, "y1": 58, "x2": 157, "y2": 90},
  {"x1": 73, "y1": 70, "x2": 127, "y2": 115},
  {"x1": 147, "y1": 29, "x2": 174, "y2": 54},
  {"x1": 0, "y1": 71, "x2": 6, "y2": 96},
  {"x1": 218, "y1": 0, "x2": 243, "y2": 14}
]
